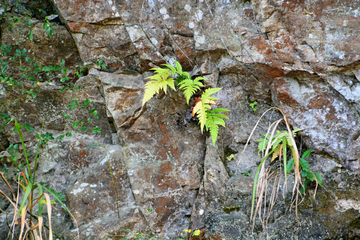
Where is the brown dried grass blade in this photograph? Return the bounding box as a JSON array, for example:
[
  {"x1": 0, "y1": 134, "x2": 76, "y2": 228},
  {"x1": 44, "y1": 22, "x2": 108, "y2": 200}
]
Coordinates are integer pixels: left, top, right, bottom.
[
  {"x1": 44, "y1": 193, "x2": 53, "y2": 240},
  {"x1": 37, "y1": 216, "x2": 43, "y2": 240},
  {"x1": 19, "y1": 205, "x2": 27, "y2": 240},
  {"x1": 0, "y1": 190, "x2": 17, "y2": 208},
  {"x1": 0, "y1": 172, "x2": 15, "y2": 199},
  {"x1": 33, "y1": 227, "x2": 41, "y2": 240},
  {"x1": 29, "y1": 221, "x2": 41, "y2": 240},
  {"x1": 280, "y1": 114, "x2": 300, "y2": 179},
  {"x1": 239, "y1": 107, "x2": 278, "y2": 160}
]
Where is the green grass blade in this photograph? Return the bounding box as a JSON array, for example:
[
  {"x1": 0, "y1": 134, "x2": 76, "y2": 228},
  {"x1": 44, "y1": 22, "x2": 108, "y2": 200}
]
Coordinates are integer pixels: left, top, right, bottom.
[
  {"x1": 17, "y1": 181, "x2": 32, "y2": 217},
  {"x1": 283, "y1": 140, "x2": 287, "y2": 182},
  {"x1": 15, "y1": 120, "x2": 32, "y2": 180},
  {"x1": 41, "y1": 185, "x2": 75, "y2": 220},
  {"x1": 38, "y1": 184, "x2": 44, "y2": 216},
  {"x1": 32, "y1": 121, "x2": 44, "y2": 182}
]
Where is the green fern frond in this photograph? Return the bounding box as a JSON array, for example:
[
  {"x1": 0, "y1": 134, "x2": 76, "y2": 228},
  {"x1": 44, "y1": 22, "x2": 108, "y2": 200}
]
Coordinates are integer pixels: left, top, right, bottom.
[
  {"x1": 192, "y1": 99, "x2": 211, "y2": 132},
  {"x1": 202, "y1": 88, "x2": 222, "y2": 100},
  {"x1": 142, "y1": 73, "x2": 175, "y2": 105},
  {"x1": 178, "y1": 77, "x2": 205, "y2": 104},
  {"x1": 175, "y1": 60, "x2": 183, "y2": 75},
  {"x1": 162, "y1": 64, "x2": 176, "y2": 75},
  {"x1": 150, "y1": 67, "x2": 172, "y2": 76},
  {"x1": 192, "y1": 88, "x2": 222, "y2": 132},
  {"x1": 205, "y1": 108, "x2": 230, "y2": 145}
]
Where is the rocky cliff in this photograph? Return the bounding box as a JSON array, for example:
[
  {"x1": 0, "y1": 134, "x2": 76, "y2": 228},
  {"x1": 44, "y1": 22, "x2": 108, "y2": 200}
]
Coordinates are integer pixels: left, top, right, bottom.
[{"x1": 1, "y1": 0, "x2": 360, "y2": 239}]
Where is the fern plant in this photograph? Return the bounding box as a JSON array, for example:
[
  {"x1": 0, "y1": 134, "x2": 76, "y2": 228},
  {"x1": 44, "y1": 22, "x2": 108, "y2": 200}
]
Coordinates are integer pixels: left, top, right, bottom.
[
  {"x1": 142, "y1": 60, "x2": 229, "y2": 145},
  {"x1": 142, "y1": 69, "x2": 175, "y2": 105},
  {"x1": 178, "y1": 76, "x2": 205, "y2": 104},
  {"x1": 205, "y1": 108, "x2": 230, "y2": 145}
]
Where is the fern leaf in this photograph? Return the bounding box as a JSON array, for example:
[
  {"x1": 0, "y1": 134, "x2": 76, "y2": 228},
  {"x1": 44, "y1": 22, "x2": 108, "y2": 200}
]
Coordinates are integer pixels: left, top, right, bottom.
[
  {"x1": 192, "y1": 88, "x2": 223, "y2": 132},
  {"x1": 203, "y1": 88, "x2": 222, "y2": 98},
  {"x1": 178, "y1": 78, "x2": 204, "y2": 104},
  {"x1": 205, "y1": 108, "x2": 229, "y2": 145},
  {"x1": 175, "y1": 60, "x2": 182, "y2": 74},
  {"x1": 162, "y1": 64, "x2": 176, "y2": 75},
  {"x1": 192, "y1": 99, "x2": 211, "y2": 132},
  {"x1": 142, "y1": 73, "x2": 175, "y2": 105},
  {"x1": 150, "y1": 67, "x2": 172, "y2": 76},
  {"x1": 210, "y1": 108, "x2": 230, "y2": 113}
]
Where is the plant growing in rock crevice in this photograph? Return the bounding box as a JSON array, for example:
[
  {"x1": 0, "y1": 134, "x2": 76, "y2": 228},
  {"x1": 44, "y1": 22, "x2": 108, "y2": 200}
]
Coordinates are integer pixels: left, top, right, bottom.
[
  {"x1": 0, "y1": 120, "x2": 79, "y2": 239},
  {"x1": 142, "y1": 60, "x2": 229, "y2": 145},
  {"x1": 0, "y1": 7, "x2": 100, "y2": 239},
  {"x1": 241, "y1": 107, "x2": 322, "y2": 229}
]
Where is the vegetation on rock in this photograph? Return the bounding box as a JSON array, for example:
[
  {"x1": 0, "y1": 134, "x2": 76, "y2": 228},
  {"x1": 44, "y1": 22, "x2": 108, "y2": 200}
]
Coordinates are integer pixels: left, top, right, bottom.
[{"x1": 142, "y1": 60, "x2": 230, "y2": 146}]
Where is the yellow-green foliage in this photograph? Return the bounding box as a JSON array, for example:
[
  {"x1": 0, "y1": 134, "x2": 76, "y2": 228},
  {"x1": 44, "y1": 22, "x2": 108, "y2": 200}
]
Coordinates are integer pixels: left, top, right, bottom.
[
  {"x1": 178, "y1": 76, "x2": 205, "y2": 104},
  {"x1": 205, "y1": 108, "x2": 230, "y2": 145},
  {"x1": 141, "y1": 60, "x2": 230, "y2": 145},
  {"x1": 191, "y1": 88, "x2": 230, "y2": 145},
  {"x1": 142, "y1": 69, "x2": 175, "y2": 106}
]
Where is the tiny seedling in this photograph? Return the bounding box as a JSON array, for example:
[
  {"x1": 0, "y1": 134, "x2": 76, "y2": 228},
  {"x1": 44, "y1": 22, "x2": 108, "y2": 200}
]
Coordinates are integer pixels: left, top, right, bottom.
[
  {"x1": 227, "y1": 154, "x2": 235, "y2": 161},
  {"x1": 96, "y1": 59, "x2": 106, "y2": 69},
  {"x1": 241, "y1": 169, "x2": 251, "y2": 177},
  {"x1": 249, "y1": 101, "x2": 258, "y2": 112}
]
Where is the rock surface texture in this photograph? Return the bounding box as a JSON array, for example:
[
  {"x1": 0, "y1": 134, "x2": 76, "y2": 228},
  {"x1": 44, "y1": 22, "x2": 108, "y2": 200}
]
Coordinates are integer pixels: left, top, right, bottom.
[{"x1": 1, "y1": 0, "x2": 360, "y2": 239}]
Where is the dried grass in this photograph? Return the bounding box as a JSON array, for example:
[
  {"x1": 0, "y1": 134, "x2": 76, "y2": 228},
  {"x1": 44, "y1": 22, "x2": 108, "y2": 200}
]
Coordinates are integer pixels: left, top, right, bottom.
[{"x1": 239, "y1": 107, "x2": 303, "y2": 230}]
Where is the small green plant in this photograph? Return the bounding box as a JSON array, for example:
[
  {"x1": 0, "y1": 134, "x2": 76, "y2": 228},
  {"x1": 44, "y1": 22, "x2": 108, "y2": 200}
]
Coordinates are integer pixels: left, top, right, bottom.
[
  {"x1": 0, "y1": 120, "x2": 79, "y2": 239},
  {"x1": 142, "y1": 60, "x2": 229, "y2": 145},
  {"x1": 249, "y1": 101, "x2": 258, "y2": 112},
  {"x1": 178, "y1": 228, "x2": 201, "y2": 240},
  {"x1": 286, "y1": 149, "x2": 322, "y2": 194},
  {"x1": 241, "y1": 107, "x2": 322, "y2": 228},
  {"x1": 43, "y1": 15, "x2": 55, "y2": 37},
  {"x1": 96, "y1": 59, "x2": 107, "y2": 69},
  {"x1": 241, "y1": 169, "x2": 251, "y2": 177},
  {"x1": 227, "y1": 154, "x2": 235, "y2": 161}
]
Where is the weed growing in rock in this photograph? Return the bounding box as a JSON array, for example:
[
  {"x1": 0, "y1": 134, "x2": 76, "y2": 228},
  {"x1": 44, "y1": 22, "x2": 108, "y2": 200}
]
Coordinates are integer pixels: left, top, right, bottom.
[
  {"x1": 0, "y1": 120, "x2": 79, "y2": 239},
  {"x1": 142, "y1": 60, "x2": 230, "y2": 145},
  {"x1": 96, "y1": 59, "x2": 107, "y2": 70},
  {"x1": 241, "y1": 107, "x2": 322, "y2": 229},
  {"x1": 0, "y1": 6, "x2": 102, "y2": 239},
  {"x1": 227, "y1": 153, "x2": 235, "y2": 161},
  {"x1": 286, "y1": 149, "x2": 322, "y2": 194},
  {"x1": 249, "y1": 101, "x2": 258, "y2": 112},
  {"x1": 241, "y1": 169, "x2": 252, "y2": 177},
  {"x1": 178, "y1": 228, "x2": 201, "y2": 240}
]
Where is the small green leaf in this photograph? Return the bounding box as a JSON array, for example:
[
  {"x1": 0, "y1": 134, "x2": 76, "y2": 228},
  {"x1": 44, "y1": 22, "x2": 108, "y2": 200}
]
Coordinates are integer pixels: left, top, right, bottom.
[
  {"x1": 307, "y1": 171, "x2": 315, "y2": 181},
  {"x1": 227, "y1": 154, "x2": 234, "y2": 161},
  {"x1": 299, "y1": 157, "x2": 309, "y2": 172},
  {"x1": 249, "y1": 101, "x2": 258, "y2": 112},
  {"x1": 301, "y1": 170, "x2": 308, "y2": 178},
  {"x1": 193, "y1": 229, "x2": 201, "y2": 236},
  {"x1": 302, "y1": 149, "x2": 313, "y2": 159},
  {"x1": 314, "y1": 172, "x2": 323, "y2": 186},
  {"x1": 28, "y1": 30, "x2": 33, "y2": 41},
  {"x1": 56, "y1": 135, "x2": 64, "y2": 140},
  {"x1": 286, "y1": 158, "x2": 294, "y2": 173},
  {"x1": 65, "y1": 132, "x2": 72, "y2": 137}
]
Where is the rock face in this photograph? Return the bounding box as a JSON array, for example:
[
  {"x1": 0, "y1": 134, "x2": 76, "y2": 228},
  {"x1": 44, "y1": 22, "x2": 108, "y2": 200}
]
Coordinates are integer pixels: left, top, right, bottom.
[{"x1": 1, "y1": 0, "x2": 360, "y2": 239}]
